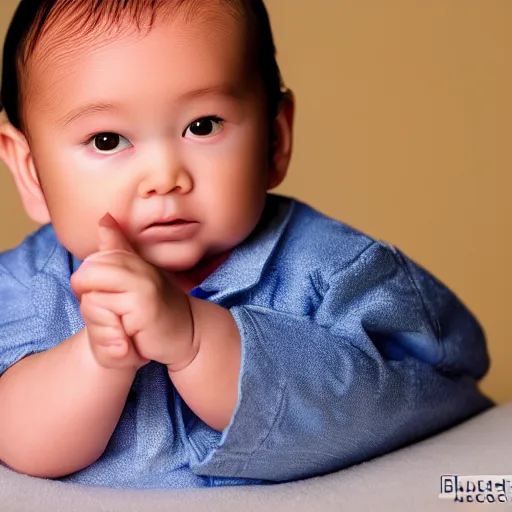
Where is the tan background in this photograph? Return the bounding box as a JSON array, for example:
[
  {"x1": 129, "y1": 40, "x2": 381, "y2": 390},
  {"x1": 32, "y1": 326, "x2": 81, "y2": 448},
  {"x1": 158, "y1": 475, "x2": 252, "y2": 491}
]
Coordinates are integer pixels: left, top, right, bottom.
[{"x1": 0, "y1": 1, "x2": 510, "y2": 403}]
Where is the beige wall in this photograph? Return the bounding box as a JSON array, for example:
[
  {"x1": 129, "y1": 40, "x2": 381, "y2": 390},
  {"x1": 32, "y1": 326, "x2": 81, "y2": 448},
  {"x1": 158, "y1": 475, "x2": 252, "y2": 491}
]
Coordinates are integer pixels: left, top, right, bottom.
[{"x1": 0, "y1": 1, "x2": 510, "y2": 403}]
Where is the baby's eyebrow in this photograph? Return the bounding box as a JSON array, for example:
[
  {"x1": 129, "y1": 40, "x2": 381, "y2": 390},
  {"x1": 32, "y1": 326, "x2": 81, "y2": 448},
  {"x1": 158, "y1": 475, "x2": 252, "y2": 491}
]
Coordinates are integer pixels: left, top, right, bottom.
[
  {"x1": 55, "y1": 84, "x2": 243, "y2": 129},
  {"x1": 178, "y1": 84, "x2": 243, "y2": 102},
  {"x1": 56, "y1": 102, "x2": 121, "y2": 129}
]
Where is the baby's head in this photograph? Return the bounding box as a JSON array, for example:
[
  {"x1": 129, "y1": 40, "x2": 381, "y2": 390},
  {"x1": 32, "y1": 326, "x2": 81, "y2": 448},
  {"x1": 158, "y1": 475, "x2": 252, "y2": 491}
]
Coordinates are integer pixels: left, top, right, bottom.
[{"x1": 0, "y1": 0, "x2": 294, "y2": 272}]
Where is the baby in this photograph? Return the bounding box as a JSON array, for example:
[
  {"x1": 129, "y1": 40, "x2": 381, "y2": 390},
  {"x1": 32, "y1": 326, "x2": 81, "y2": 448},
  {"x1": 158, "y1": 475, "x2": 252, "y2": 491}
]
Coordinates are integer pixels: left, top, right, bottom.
[{"x1": 0, "y1": 0, "x2": 493, "y2": 490}]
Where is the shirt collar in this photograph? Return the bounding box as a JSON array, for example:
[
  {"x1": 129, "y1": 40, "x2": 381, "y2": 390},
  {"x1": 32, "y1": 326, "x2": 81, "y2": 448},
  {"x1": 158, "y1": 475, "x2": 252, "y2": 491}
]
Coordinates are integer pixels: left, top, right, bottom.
[
  {"x1": 71, "y1": 194, "x2": 294, "y2": 301},
  {"x1": 194, "y1": 194, "x2": 294, "y2": 301}
]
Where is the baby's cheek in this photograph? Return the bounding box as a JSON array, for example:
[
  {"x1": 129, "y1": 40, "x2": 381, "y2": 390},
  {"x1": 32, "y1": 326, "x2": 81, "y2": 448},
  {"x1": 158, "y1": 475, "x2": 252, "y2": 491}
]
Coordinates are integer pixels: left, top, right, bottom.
[{"x1": 58, "y1": 223, "x2": 101, "y2": 260}]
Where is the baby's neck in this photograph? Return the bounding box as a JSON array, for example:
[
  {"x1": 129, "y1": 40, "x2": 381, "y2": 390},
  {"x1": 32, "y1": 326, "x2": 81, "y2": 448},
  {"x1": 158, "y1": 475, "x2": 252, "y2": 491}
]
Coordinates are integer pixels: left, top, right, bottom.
[{"x1": 167, "y1": 250, "x2": 231, "y2": 294}]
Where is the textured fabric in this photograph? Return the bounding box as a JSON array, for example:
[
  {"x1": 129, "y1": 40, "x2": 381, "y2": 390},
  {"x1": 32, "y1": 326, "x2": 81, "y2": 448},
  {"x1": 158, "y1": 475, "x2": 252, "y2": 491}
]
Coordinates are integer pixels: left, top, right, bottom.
[
  {"x1": 0, "y1": 402, "x2": 509, "y2": 512},
  {"x1": 0, "y1": 194, "x2": 493, "y2": 489}
]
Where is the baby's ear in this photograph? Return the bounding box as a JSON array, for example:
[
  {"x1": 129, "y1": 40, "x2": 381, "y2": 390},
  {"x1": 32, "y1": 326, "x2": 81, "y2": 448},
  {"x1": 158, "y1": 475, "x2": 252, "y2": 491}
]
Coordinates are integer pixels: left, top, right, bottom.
[
  {"x1": 267, "y1": 89, "x2": 295, "y2": 190},
  {"x1": 0, "y1": 121, "x2": 50, "y2": 225}
]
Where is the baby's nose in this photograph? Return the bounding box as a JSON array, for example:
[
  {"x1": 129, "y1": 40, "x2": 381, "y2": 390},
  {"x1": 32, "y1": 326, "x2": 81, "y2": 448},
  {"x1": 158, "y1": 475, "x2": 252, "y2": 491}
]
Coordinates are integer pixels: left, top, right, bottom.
[{"x1": 138, "y1": 160, "x2": 193, "y2": 198}]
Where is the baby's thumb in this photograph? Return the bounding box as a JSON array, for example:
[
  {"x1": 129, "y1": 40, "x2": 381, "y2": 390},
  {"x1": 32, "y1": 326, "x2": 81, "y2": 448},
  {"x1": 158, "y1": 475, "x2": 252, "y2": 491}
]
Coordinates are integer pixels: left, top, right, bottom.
[{"x1": 98, "y1": 213, "x2": 136, "y2": 253}]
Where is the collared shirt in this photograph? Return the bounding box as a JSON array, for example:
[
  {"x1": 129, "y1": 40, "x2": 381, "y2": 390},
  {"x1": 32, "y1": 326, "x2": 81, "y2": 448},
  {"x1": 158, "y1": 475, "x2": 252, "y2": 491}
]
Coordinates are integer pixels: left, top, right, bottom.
[{"x1": 0, "y1": 194, "x2": 493, "y2": 489}]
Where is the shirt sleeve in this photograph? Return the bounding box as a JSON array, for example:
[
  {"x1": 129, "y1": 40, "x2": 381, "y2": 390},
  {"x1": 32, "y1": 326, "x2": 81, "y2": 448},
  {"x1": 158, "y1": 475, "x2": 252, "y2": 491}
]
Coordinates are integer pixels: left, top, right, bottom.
[
  {"x1": 184, "y1": 242, "x2": 493, "y2": 482},
  {"x1": 0, "y1": 266, "x2": 76, "y2": 376}
]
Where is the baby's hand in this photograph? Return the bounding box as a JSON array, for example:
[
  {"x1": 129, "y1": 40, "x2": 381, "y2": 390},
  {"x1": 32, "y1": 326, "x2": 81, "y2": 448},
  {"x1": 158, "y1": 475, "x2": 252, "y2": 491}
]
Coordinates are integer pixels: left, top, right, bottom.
[
  {"x1": 80, "y1": 291, "x2": 149, "y2": 370},
  {"x1": 70, "y1": 214, "x2": 197, "y2": 371}
]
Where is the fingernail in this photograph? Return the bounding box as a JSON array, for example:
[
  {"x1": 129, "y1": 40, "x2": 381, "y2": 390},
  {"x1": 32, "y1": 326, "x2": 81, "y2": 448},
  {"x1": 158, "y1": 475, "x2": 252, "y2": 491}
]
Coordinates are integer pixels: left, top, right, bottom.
[{"x1": 99, "y1": 212, "x2": 114, "y2": 227}]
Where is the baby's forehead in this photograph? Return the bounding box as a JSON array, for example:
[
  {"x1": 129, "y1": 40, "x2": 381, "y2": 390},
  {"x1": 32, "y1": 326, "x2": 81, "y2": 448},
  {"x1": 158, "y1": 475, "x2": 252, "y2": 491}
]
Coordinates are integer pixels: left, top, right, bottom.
[
  {"x1": 21, "y1": 2, "x2": 256, "y2": 128},
  {"x1": 23, "y1": 1, "x2": 251, "y2": 96},
  {"x1": 24, "y1": 0, "x2": 246, "y2": 56},
  {"x1": 28, "y1": 0, "x2": 244, "y2": 62}
]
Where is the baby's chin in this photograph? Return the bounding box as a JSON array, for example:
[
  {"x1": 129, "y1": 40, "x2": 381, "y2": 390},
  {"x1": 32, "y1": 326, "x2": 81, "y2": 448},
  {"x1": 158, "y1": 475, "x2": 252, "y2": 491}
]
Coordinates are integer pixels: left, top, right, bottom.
[{"x1": 138, "y1": 243, "x2": 209, "y2": 273}]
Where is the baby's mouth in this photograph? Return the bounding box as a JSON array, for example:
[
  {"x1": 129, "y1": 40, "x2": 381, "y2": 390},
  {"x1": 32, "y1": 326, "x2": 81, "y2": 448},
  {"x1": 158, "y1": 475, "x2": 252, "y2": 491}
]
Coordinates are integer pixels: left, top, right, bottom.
[
  {"x1": 140, "y1": 218, "x2": 199, "y2": 242},
  {"x1": 149, "y1": 219, "x2": 189, "y2": 227}
]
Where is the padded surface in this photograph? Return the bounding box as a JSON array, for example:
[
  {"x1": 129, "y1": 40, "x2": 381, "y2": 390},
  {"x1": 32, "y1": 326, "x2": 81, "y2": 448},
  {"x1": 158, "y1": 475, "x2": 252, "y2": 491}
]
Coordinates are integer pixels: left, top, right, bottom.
[{"x1": 1, "y1": 403, "x2": 510, "y2": 511}]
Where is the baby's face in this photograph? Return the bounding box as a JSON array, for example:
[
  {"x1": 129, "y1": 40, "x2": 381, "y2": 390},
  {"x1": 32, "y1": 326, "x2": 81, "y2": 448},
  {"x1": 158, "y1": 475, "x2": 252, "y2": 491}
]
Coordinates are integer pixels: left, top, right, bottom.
[{"x1": 23, "y1": 5, "x2": 277, "y2": 271}]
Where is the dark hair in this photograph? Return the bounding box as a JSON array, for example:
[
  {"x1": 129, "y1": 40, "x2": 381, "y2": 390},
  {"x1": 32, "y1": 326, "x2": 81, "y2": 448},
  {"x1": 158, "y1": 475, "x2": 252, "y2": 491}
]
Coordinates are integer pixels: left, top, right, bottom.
[{"x1": 0, "y1": 0, "x2": 285, "y2": 135}]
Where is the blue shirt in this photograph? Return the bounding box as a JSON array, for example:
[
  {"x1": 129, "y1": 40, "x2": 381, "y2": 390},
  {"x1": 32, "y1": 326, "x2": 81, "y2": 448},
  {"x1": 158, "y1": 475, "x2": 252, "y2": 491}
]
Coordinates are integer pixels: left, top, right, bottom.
[{"x1": 0, "y1": 194, "x2": 493, "y2": 489}]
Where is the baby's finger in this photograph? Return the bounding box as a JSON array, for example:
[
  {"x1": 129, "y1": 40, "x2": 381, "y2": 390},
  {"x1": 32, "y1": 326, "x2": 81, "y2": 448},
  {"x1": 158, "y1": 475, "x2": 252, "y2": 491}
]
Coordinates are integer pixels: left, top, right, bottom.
[
  {"x1": 92, "y1": 333, "x2": 149, "y2": 370},
  {"x1": 98, "y1": 213, "x2": 137, "y2": 254},
  {"x1": 86, "y1": 317, "x2": 131, "y2": 365},
  {"x1": 81, "y1": 298, "x2": 128, "y2": 345},
  {"x1": 95, "y1": 339, "x2": 130, "y2": 361},
  {"x1": 82, "y1": 301, "x2": 148, "y2": 369},
  {"x1": 83, "y1": 249, "x2": 138, "y2": 266},
  {"x1": 80, "y1": 293, "x2": 121, "y2": 326},
  {"x1": 80, "y1": 291, "x2": 134, "y2": 320},
  {"x1": 86, "y1": 317, "x2": 130, "y2": 352},
  {"x1": 71, "y1": 262, "x2": 137, "y2": 296}
]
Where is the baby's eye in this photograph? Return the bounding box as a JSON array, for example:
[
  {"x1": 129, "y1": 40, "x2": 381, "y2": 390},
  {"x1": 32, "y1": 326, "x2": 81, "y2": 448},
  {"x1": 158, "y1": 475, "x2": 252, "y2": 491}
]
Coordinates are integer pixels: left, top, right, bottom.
[
  {"x1": 87, "y1": 133, "x2": 132, "y2": 154},
  {"x1": 183, "y1": 117, "x2": 224, "y2": 138}
]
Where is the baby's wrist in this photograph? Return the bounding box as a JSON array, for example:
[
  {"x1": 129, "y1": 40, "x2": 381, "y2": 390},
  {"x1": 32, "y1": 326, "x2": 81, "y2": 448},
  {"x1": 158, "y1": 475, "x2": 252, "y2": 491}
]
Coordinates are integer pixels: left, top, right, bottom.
[
  {"x1": 166, "y1": 341, "x2": 200, "y2": 373},
  {"x1": 166, "y1": 296, "x2": 201, "y2": 373}
]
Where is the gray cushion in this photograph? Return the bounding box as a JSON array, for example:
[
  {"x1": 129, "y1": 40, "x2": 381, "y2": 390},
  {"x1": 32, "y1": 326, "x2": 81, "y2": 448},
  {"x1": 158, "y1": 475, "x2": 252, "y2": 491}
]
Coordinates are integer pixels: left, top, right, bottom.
[{"x1": 1, "y1": 402, "x2": 511, "y2": 511}]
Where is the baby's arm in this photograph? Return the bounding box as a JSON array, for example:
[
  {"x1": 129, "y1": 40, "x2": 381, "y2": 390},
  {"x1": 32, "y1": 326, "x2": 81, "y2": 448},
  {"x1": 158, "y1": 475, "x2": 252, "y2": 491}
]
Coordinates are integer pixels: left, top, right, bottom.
[
  {"x1": 67, "y1": 214, "x2": 242, "y2": 434},
  {"x1": 177, "y1": 242, "x2": 493, "y2": 482},
  {"x1": 168, "y1": 297, "x2": 242, "y2": 432},
  {"x1": 0, "y1": 327, "x2": 136, "y2": 478}
]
